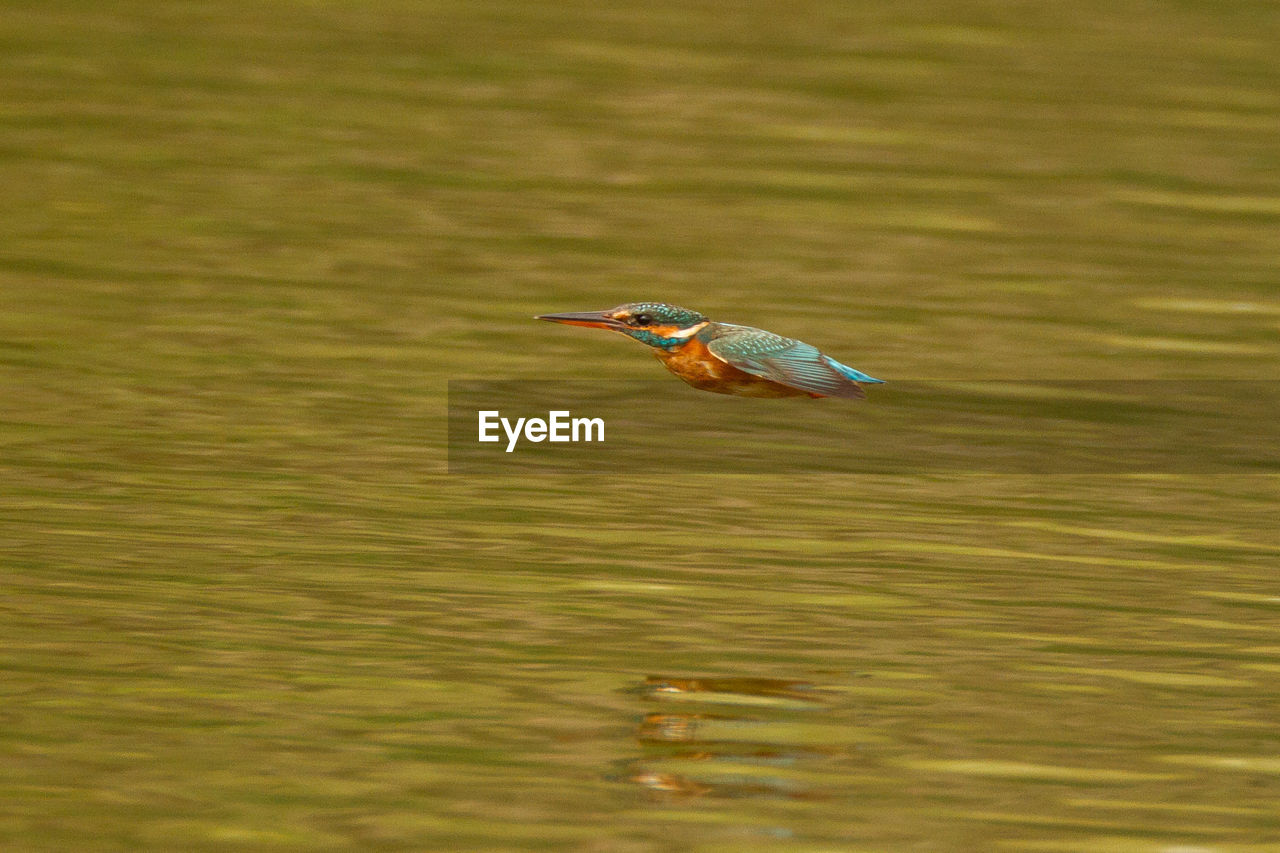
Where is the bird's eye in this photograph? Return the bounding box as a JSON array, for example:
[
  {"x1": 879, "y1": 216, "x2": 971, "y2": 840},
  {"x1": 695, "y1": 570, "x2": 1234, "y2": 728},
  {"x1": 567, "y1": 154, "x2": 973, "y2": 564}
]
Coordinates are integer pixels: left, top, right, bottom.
[{"x1": 633, "y1": 313, "x2": 653, "y2": 326}]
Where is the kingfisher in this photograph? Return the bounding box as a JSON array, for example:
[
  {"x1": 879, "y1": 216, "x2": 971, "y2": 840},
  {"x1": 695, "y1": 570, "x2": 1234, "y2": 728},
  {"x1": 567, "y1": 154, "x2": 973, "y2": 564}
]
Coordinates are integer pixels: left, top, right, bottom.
[{"x1": 536, "y1": 302, "x2": 883, "y2": 399}]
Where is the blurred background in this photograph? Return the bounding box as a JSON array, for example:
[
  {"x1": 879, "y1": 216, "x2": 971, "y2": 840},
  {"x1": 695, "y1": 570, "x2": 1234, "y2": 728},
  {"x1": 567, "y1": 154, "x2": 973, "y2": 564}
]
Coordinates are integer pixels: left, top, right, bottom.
[{"x1": 3, "y1": 1, "x2": 1279, "y2": 849}]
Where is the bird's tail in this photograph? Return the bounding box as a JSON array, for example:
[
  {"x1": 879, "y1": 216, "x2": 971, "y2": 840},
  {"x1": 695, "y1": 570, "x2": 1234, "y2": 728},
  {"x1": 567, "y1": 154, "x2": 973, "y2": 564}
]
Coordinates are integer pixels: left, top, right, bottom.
[{"x1": 824, "y1": 356, "x2": 885, "y2": 384}]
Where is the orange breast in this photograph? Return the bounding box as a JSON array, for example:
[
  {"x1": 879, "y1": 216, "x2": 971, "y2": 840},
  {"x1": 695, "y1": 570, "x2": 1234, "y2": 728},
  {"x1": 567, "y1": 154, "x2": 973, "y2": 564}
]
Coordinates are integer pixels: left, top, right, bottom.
[{"x1": 654, "y1": 338, "x2": 810, "y2": 397}]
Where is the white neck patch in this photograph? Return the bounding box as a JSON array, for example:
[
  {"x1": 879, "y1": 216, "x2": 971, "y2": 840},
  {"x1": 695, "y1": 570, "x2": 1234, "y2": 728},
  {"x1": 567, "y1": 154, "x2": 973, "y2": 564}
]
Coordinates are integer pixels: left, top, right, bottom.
[{"x1": 669, "y1": 321, "x2": 709, "y2": 340}]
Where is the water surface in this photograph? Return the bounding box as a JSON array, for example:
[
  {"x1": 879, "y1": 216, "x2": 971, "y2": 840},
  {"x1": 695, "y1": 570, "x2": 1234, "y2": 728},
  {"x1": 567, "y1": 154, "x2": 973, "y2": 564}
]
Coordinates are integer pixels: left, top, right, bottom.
[{"x1": 2, "y1": 1, "x2": 1279, "y2": 849}]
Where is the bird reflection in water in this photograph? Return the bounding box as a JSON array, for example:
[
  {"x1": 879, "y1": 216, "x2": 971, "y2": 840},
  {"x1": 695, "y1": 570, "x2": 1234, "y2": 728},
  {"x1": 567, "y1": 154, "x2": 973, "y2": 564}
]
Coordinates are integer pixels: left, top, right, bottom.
[{"x1": 617, "y1": 675, "x2": 837, "y2": 800}]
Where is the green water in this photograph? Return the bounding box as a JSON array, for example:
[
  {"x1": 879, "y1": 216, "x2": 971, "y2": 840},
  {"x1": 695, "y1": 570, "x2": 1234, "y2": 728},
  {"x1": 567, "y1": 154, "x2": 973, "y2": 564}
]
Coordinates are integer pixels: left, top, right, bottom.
[{"x1": 3, "y1": 1, "x2": 1280, "y2": 849}]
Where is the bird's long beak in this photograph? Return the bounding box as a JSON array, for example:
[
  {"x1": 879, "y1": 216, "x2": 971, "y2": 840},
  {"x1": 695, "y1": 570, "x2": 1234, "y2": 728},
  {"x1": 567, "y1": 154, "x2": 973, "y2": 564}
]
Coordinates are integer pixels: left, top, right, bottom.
[{"x1": 535, "y1": 310, "x2": 625, "y2": 331}]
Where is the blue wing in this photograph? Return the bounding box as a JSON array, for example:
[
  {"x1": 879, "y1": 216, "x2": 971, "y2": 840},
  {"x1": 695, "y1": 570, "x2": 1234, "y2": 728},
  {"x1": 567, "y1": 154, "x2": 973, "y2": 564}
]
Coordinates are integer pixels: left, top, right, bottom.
[{"x1": 705, "y1": 325, "x2": 882, "y2": 400}]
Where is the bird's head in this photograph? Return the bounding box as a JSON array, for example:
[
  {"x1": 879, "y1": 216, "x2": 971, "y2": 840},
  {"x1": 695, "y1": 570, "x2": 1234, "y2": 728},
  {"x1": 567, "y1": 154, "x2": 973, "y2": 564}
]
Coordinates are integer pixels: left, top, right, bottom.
[{"x1": 536, "y1": 302, "x2": 708, "y2": 349}]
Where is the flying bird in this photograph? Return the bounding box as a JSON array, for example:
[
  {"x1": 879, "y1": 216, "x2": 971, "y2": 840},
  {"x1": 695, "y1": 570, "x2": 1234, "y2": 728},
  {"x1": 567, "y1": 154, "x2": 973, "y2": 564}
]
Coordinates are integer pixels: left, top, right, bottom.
[{"x1": 537, "y1": 302, "x2": 883, "y2": 399}]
